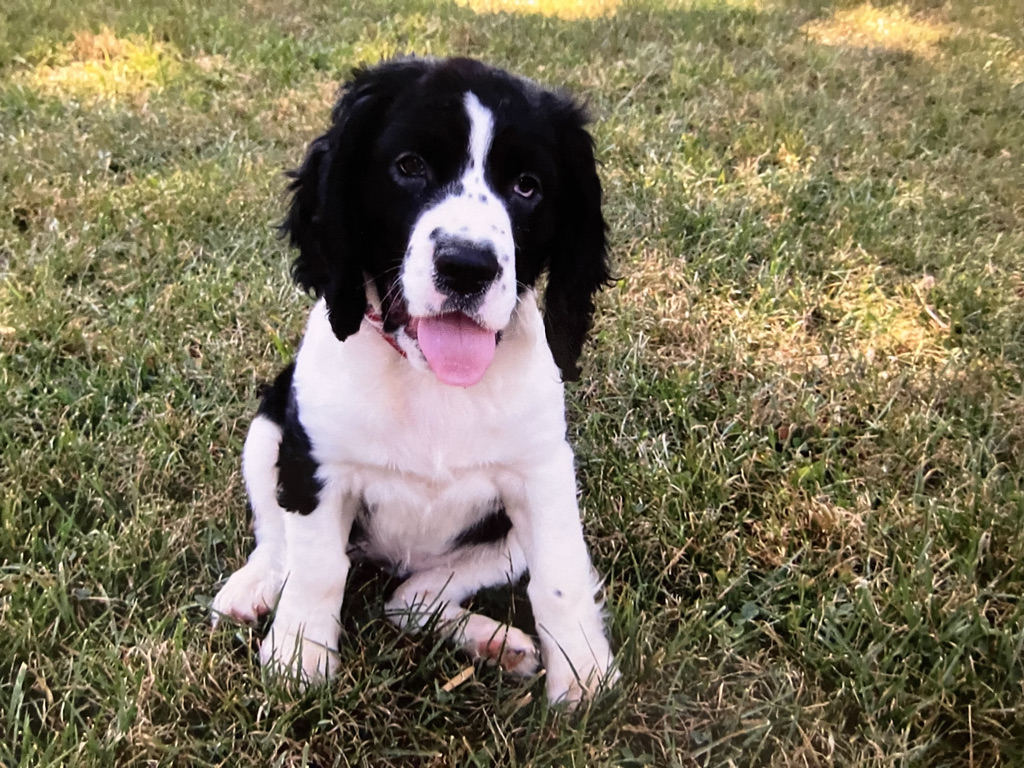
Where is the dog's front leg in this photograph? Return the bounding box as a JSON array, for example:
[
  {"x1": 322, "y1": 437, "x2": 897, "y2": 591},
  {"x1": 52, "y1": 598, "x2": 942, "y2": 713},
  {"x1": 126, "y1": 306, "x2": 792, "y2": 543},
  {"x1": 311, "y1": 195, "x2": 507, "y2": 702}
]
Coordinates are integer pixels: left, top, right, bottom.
[
  {"x1": 509, "y1": 442, "x2": 617, "y2": 704},
  {"x1": 260, "y1": 487, "x2": 356, "y2": 687},
  {"x1": 211, "y1": 417, "x2": 289, "y2": 627}
]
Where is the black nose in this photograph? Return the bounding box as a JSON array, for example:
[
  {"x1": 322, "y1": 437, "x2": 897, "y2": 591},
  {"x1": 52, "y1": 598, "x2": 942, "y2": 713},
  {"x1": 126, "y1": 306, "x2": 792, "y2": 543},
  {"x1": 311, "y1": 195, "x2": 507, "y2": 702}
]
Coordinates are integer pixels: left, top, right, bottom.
[{"x1": 433, "y1": 241, "x2": 500, "y2": 296}]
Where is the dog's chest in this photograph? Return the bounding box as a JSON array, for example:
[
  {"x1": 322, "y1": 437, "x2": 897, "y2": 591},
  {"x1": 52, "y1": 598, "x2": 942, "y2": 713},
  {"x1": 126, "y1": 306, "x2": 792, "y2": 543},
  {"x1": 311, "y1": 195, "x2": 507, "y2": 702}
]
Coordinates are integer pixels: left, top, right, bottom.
[
  {"x1": 318, "y1": 392, "x2": 515, "y2": 561},
  {"x1": 289, "y1": 302, "x2": 567, "y2": 569},
  {"x1": 294, "y1": 303, "x2": 562, "y2": 475},
  {"x1": 296, "y1": 362, "x2": 527, "y2": 570},
  {"x1": 305, "y1": 378, "x2": 517, "y2": 475},
  {"x1": 347, "y1": 464, "x2": 505, "y2": 572}
]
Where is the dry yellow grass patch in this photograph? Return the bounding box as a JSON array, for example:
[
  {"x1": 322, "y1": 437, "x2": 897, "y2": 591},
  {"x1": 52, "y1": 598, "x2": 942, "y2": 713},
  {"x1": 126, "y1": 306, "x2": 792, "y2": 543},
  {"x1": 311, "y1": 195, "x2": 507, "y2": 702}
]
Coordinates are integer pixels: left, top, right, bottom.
[
  {"x1": 67, "y1": 27, "x2": 134, "y2": 61},
  {"x1": 802, "y1": 3, "x2": 958, "y2": 59},
  {"x1": 262, "y1": 80, "x2": 340, "y2": 139},
  {"x1": 455, "y1": 0, "x2": 620, "y2": 20},
  {"x1": 746, "y1": 492, "x2": 867, "y2": 570},
  {"x1": 18, "y1": 27, "x2": 179, "y2": 107},
  {"x1": 747, "y1": 269, "x2": 952, "y2": 383},
  {"x1": 614, "y1": 243, "x2": 954, "y2": 396}
]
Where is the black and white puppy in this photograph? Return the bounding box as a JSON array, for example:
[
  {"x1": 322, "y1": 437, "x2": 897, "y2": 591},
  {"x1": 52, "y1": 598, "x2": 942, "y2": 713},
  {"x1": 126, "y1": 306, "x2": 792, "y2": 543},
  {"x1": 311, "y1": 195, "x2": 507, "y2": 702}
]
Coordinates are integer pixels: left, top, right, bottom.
[{"x1": 212, "y1": 57, "x2": 616, "y2": 703}]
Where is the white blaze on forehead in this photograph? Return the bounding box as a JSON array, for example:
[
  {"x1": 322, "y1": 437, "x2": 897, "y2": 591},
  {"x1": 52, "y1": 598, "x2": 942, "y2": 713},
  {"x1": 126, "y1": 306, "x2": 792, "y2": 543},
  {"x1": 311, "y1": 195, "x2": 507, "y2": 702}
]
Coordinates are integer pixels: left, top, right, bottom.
[{"x1": 463, "y1": 92, "x2": 494, "y2": 179}]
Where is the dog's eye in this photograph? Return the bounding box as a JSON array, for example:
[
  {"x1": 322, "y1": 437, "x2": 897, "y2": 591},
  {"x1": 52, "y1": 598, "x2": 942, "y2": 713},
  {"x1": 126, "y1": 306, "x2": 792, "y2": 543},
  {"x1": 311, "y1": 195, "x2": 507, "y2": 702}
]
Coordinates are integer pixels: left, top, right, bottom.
[
  {"x1": 395, "y1": 153, "x2": 428, "y2": 178},
  {"x1": 512, "y1": 174, "x2": 540, "y2": 199}
]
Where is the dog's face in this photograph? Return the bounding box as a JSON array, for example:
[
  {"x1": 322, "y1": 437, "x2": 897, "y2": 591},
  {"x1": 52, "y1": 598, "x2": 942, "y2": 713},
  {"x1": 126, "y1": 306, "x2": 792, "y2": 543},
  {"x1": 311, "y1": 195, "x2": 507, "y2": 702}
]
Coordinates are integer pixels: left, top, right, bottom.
[{"x1": 282, "y1": 58, "x2": 609, "y2": 384}]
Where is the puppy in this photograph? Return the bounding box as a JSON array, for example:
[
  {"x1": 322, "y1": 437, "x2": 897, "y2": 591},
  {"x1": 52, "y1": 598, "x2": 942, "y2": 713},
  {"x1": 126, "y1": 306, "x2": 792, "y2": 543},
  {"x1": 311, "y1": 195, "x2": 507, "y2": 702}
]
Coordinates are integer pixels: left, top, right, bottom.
[{"x1": 212, "y1": 57, "x2": 616, "y2": 703}]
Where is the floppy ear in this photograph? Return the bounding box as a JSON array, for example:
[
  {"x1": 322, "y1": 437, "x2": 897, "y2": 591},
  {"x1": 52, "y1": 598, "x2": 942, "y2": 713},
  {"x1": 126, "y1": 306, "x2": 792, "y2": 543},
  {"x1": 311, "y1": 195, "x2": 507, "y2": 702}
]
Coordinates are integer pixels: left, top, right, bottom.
[
  {"x1": 280, "y1": 60, "x2": 430, "y2": 341},
  {"x1": 542, "y1": 99, "x2": 612, "y2": 382}
]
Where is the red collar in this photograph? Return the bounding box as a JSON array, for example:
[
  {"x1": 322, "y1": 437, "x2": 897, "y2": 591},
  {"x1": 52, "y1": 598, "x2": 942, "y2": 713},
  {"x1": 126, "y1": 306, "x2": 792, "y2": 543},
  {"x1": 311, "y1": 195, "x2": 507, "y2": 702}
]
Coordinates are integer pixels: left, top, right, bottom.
[{"x1": 364, "y1": 308, "x2": 407, "y2": 358}]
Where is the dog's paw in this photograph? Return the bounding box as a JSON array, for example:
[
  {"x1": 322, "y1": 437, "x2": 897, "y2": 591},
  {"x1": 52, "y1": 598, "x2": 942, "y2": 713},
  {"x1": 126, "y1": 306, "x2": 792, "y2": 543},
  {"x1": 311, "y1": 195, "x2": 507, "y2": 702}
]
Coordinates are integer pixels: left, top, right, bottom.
[
  {"x1": 259, "y1": 618, "x2": 341, "y2": 687},
  {"x1": 544, "y1": 644, "x2": 618, "y2": 705},
  {"x1": 464, "y1": 617, "x2": 540, "y2": 676},
  {"x1": 211, "y1": 558, "x2": 284, "y2": 627}
]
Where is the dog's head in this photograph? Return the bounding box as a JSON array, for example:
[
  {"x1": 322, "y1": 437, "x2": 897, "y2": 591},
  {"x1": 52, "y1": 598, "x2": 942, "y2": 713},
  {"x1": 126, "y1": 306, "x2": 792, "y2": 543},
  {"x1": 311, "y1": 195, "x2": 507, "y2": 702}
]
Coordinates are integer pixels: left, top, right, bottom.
[{"x1": 282, "y1": 57, "x2": 610, "y2": 385}]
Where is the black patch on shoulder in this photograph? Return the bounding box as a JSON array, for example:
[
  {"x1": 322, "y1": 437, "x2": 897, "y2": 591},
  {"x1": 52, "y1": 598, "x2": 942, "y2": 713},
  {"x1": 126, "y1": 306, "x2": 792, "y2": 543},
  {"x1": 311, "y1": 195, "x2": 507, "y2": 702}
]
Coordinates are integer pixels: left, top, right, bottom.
[
  {"x1": 256, "y1": 364, "x2": 295, "y2": 425},
  {"x1": 260, "y1": 364, "x2": 322, "y2": 515},
  {"x1": 451, "y1": 502, "x2": 513, "y2": 549}
]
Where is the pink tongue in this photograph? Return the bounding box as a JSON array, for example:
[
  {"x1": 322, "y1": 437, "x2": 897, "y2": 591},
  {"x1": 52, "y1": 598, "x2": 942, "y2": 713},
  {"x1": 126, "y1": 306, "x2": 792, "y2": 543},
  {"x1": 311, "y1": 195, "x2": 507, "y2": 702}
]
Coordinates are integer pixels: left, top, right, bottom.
[{"x1": 417, "y1": 313, "x2": 497, "y2": 387}]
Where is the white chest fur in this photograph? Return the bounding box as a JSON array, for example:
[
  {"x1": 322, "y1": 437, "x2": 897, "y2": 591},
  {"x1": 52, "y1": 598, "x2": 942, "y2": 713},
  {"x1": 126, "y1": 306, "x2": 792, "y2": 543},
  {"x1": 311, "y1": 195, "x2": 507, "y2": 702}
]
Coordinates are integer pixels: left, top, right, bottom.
[{"x1": 291, "y1": 291, "x2": 567, "y2": 571}]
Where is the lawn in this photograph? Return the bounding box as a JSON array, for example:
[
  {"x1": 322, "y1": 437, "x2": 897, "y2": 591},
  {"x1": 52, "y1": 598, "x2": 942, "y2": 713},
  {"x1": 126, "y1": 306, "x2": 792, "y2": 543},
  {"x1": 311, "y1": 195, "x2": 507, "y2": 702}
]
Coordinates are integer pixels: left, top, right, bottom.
[{"x1": 1, "y1": 0, "x2": 1023, "y2": 764}]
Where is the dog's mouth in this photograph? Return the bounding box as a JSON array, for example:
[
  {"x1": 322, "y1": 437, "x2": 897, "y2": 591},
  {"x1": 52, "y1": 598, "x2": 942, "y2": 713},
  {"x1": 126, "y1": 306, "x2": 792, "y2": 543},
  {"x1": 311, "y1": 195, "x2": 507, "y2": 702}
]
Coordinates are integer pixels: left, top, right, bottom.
[
  {"x1": 373, "y1": 282, "x2": 502, "y2": 388},
  {"x1": 408, "y1": 312, "x2": 498, "y2": 388}
]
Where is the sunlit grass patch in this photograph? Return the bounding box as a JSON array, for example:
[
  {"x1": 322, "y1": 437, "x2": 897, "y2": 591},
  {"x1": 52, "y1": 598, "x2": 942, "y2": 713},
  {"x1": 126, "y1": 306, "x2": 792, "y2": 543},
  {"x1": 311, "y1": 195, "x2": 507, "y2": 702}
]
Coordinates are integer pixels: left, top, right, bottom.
[
  {"x1": 817, "y1": 266, "x2": 952, "y2": 364},
  {"x1": 802, "y1": 3, "x2": 958, "y2": 58},
  {"x1": 15, "y1": 27, "x2": 180, "y2": 107},
  {"x1": 455, "y1": 0, "x2": 621, "y2": 19}
]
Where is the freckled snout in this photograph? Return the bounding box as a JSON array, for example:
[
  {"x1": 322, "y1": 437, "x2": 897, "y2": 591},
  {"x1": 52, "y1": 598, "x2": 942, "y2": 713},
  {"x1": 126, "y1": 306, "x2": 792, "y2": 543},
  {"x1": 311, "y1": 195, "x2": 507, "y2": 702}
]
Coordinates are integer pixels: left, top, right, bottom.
[{"x1": 433, "y1": 240, "x2": 500, "y2": 298}]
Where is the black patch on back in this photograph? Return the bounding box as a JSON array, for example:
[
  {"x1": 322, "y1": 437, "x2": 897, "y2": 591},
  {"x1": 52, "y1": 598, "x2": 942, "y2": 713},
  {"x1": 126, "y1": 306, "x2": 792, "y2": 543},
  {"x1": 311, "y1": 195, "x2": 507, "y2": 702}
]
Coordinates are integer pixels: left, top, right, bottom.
[
  {"x1": 451, "y1": 502, "x2": 513, "y2": 549},
  {"x1": 258, "y1": 363, "x2": 323, "y2": 515}
]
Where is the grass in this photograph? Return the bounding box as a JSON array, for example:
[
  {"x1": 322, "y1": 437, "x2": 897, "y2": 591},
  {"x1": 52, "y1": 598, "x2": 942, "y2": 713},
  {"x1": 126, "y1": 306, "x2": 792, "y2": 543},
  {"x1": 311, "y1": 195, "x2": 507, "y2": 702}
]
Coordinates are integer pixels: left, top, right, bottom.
[{"x1": 1, "y1": 0, "x2": 1023, "y2": 764}]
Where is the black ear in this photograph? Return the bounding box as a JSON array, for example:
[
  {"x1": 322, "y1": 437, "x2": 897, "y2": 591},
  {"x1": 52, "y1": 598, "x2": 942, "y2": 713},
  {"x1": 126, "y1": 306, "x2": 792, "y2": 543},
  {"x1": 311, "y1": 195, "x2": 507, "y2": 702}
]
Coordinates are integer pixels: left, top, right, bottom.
[
  {"x1": 543, "y1": 99, "x2": 612, "y2": 382},
  {"x1": 279, "y1": 59, "x2": 431, "y2": 341}
]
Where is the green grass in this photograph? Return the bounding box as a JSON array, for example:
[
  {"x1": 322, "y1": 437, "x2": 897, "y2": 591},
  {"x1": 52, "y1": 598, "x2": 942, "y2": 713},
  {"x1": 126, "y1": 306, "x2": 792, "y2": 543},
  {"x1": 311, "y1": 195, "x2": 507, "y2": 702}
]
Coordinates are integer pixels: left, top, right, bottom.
[{"x1": 2, "y1": 0, "x2": 1023, "y2": 764}]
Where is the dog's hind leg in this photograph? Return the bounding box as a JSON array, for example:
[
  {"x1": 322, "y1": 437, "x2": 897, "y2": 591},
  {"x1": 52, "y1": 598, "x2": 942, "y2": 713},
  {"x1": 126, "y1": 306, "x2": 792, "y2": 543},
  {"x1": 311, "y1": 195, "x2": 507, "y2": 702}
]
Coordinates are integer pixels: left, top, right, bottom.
[
  {"x1": 211, "y1": 415, "x2": 287, "y2": 627},
  {"x1": 385, "y1": 543, "x2": 539, "y2": 676}
]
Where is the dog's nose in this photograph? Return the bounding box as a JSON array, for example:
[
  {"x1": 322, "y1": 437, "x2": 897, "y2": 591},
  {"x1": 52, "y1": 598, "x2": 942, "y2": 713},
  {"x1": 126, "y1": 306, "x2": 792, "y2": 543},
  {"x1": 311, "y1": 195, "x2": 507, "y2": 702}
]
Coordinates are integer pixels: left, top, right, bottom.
[{"x1": 433, "y1": 241, "x2": 500, "y2": 296}]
